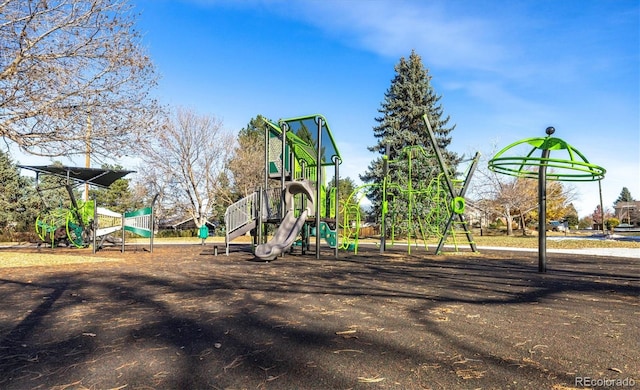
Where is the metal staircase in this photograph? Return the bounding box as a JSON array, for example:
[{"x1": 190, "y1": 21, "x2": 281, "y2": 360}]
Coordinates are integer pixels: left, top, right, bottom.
[{"x1": 224, "y1": 188, "x2": 282, "y2": 254}]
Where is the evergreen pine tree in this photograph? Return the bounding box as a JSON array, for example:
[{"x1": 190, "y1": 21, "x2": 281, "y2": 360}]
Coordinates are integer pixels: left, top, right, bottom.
[
  {"x1": 0, "y1": 151, "x2": 22, "y2": 229},
  {"x1": 360, "y1": 50, "x2": 459, "y2": 235},
  {"x1": 0, "y1": 151, "x2": 39, "y2": 233},
  {"x1": 614, "y1": 187, "x2": 634, "y2": 203}
]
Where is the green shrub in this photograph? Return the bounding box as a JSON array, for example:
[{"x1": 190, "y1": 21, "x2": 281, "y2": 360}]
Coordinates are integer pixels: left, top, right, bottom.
[{"x1": 605, "y1": 218, "x2": 620, "y2": 231}]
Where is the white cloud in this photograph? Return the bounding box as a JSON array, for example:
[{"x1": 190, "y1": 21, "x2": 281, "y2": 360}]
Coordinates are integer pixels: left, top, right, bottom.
[
  {"x1": 276, "y1": 0, "x2": 507, "y2": 72},
  {"x1": 146, "y1": 0, "x2": 640, "y2": 220}
]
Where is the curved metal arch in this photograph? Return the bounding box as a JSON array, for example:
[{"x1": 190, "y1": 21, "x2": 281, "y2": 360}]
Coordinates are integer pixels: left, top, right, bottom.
[{"x1": 488, "y1": 136, "x2": 606, "y2": 182}]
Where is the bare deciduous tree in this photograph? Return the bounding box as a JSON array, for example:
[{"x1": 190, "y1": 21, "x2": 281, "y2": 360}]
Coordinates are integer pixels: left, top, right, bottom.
[
  {"x1": 469, "y1": 150, "x2": 576, "y2": 235},
  {"x1": 138, "y1": 108, "x2": 234, "y2": 229},
  {"x1": 227, "y1": 115, "x2": 267, "y2": 198},
  {"x1": 471, "y1": 170, "x2": 529, "y2": 236},
  {"x1": 0, "y1": 0, "x2": 160, "y2": 160}
]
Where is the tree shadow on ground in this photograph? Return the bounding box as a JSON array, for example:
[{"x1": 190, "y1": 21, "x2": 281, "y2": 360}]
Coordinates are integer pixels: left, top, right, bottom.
[{"x1": 0, "y1": 245, "x2": 637, "y2": 389}]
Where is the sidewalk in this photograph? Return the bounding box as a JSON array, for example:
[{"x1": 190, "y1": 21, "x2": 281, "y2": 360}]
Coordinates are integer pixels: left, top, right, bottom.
[
  {"x1": 357, "y1": 241, "x2": 640, "y2": 259},
  {"x1": 476, "y1": 245, "x2": 640, "y2": 259}
]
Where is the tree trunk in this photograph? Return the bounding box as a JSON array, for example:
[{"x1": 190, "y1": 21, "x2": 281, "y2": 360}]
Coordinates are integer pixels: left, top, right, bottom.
[
  {"x1": 519, "y1": 212, "x2": 528, "y2": 236},
  {"x1": 505, "y1": 214, "x2": 514, "y2": 236}
]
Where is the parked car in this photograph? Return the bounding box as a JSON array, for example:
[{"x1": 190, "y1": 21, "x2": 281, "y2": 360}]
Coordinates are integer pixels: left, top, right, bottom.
[
  {"x1": 549, "y1": 220, "x2": 567, "y2": 232},
  {"x1": 534, "y1": 220, "x2": 567, "y2": 232}
]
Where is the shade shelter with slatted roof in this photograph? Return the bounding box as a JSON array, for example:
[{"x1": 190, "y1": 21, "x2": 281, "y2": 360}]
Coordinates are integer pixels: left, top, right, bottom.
[
  {"x1": 18, "y1": 165, "x2": 135, "y2": 189},
  {"x1": 18, "y1": 165, "x2": 135, "y2": 249}
]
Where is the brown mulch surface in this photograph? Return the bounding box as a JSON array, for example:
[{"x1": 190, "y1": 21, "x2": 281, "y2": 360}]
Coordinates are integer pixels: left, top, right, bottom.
[{"x1": 0, "y1": 243, "x2": 638, "y2": 390}]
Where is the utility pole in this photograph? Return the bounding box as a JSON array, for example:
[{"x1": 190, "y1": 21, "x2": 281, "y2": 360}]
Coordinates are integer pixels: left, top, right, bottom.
[{"x1": 84, "y1": 113, "x2": 92, "y2": 202}]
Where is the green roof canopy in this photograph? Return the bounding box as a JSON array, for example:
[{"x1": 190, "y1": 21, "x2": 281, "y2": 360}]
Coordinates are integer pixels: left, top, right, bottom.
[{"x1": 266, "y1": 114, "x2": 341, "y2": 167}]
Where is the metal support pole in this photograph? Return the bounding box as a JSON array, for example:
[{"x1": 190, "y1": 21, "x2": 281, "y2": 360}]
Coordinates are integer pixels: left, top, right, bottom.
[
  {"x1": 263, "y1": 124, "x2": 270, "y2": 246},
  {"x1": 92, "y1": 196, "x2": 98, "y2": 254},
  {"x1": 258, "y1": 187, "x2": 263, "y2": 246},
  {"x1": 538, "y1": 148, "x2": 550, "y2": 272},
  {"x1": 150, "y1": 193, "x2": 159, "y2": 253},
  {"x1": 315, "y1": 117, "x2": 323, "y2": 259},
  {"x1": 121, "y1": 209, "x2": 126, "y2": 253},
  {"x1": 264, "y1": 121, "x2": 269, "y2": 192},
  {"x1": 301, "y1": 160, "x2": 307, "y2": 255},
  {"x1": 65, "y1": 184, "x2": 85, "y2": 233},
  {"x1": 598, "y1": 180, "x2": 605, "y2": 234},
  {"x1": 538, "y1": 127, "x2": 554, "y2": 273},
  {"x1": 333, "y1": 155, "x2": 341, "y2": 259},
  {"x1": 407, "y1": 148, "x2": 413, "y2": 255},
  {"x1": 280, "y1": 122, "x2": 288, "y2": 221},
  {"x1": 84, "y1": 113, "x2": 92, "y2": 202},
  {"x1": 381, "y1": 144, "x2": 389, "y2": 254}
]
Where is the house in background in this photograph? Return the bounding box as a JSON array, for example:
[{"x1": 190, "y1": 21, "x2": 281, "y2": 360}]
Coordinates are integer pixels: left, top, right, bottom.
[
  {"x1": 614, "y1": 201, "x2": 640, "y2": 227},
  {"x1": 158, "y1": 217, "x2": 217, "y2": 235}
]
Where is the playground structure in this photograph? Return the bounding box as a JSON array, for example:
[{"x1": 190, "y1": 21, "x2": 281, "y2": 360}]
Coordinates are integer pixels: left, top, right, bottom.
[
  {"x1": 224, "y1": 113, "x2": 480, "y2": 258},
  {"x1": 224, "y1": 114, "x2": 342, "y2": 259},
  {"x1": 489, "y1": 126, "x2": 606, "y2": 272},
  {"x1": 253, "y1": 180, "x2": 315, "y2": 260},
  {"x1": 18, "y1": 165, "x2": 156, "y2": 252},
  {"x1": 340, "y1": 114, "x2": 480, "y2": 255}
]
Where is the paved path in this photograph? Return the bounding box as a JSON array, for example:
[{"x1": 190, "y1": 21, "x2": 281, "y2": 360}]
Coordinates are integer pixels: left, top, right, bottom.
[{"x1": 476, "y1": 246, "x2": 640, "y2": 258}]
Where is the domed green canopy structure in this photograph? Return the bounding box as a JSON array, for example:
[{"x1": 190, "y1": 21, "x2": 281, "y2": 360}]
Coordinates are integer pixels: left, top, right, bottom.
[
  {"x1": 488, "y1": 127, "x2": 606, "y2": 272},
  {"x1": 488, "y1": 133, "x2": 605, "y2": 182}
]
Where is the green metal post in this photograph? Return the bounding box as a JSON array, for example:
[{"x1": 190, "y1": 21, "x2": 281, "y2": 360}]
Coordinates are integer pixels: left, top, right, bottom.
[{"x1": 333, "y1": 155, "x2": 341, "y2": 259}]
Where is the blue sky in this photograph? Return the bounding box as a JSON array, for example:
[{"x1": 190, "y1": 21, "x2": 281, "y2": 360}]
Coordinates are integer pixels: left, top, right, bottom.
[
  {"x1": 26, "y1": 0, "x2": 637, "y2": 218},
  {"x1": 129, "y1": 0, "x2": 639, "y2": 218}
]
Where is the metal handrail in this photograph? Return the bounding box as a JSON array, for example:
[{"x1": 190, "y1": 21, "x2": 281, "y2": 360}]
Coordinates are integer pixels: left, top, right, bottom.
[{"x1": 225, "y1": 192, "x2": 258, "y2": 236}]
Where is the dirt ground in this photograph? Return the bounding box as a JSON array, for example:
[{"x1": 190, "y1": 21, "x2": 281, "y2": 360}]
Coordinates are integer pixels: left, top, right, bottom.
[{"x1": 0, "y1": 243, "x2": 638, "y2": 390}]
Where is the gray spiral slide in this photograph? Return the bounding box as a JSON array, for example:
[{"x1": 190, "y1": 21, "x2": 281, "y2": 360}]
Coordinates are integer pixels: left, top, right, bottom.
[{"x1": 254, "y1": 180, "x2": 314, "y2": 261}]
